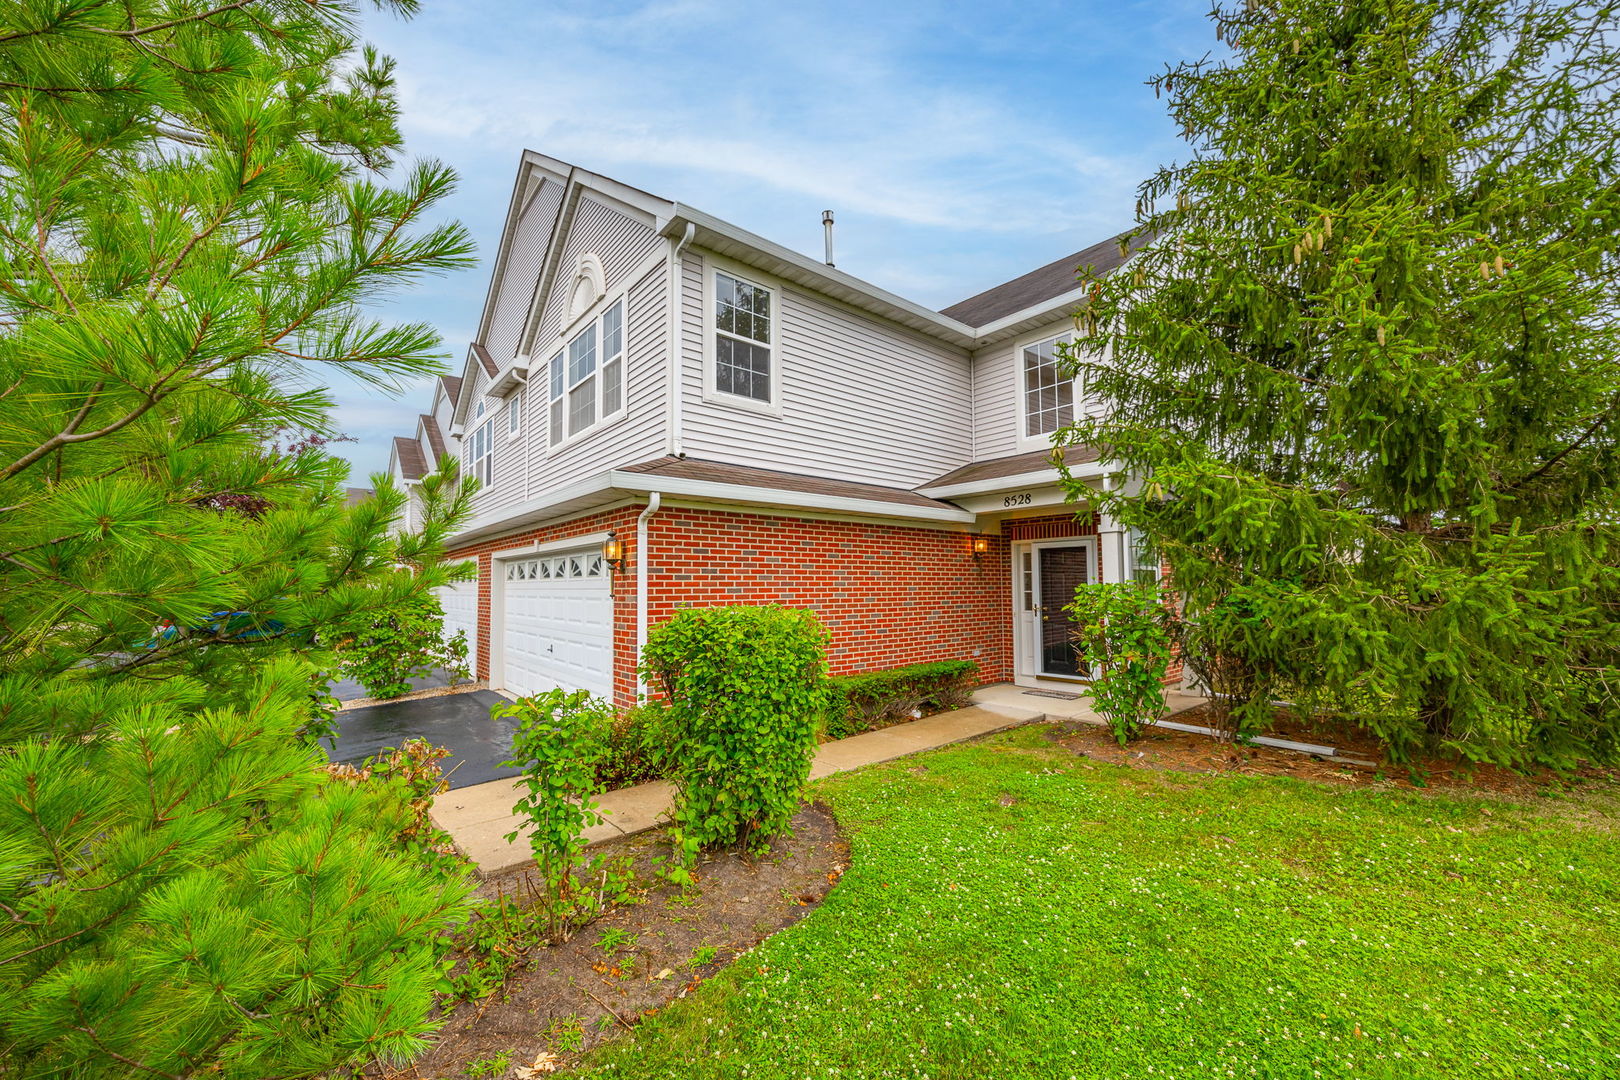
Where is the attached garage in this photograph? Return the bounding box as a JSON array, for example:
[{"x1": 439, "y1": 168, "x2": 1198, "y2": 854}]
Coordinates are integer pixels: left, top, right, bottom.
[
  {"x1": 435, "y1": 577, "x2": 479, "y2": 671},
  {"x1": 496, "y1": 548, "x2": 614, "y2": 700}
]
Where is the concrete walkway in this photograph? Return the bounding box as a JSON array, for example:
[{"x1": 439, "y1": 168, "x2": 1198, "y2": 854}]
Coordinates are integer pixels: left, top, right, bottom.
[{"x1": 432, "y1": 691, "x2": 1055, "y2": 878}]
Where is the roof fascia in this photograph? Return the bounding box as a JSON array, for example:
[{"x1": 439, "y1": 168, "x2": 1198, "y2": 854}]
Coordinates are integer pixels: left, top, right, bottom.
[
  {"x1": 916, "y1": 458, "x2": 1110, "y2": 499},
  {"x1": 610, "y1": 468, "x2": 974, "y2": 523},
  {"x1": 660, "y1": 204, "x2": 978, "y2": 349}
]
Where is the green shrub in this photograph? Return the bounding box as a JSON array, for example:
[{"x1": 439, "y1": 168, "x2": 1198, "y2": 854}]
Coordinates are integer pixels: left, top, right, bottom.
[
  {"x1": 824, "y1": 660, "x2": 979, "y2": 738},
  {"x1": 1067, "y1": 581, "x2": 1179, "y2": 745},
  {"x1": 641, "y1": 606, "x2": 830, "y2": 859},
  {"x1": 596, "y1": 701, "x2": 673, "y2": 789},
  {"x1": 333, "y1": 590, "x2": 472, "y2": 699},
  {"x1": 497, "y1": 690, "x2": 632, "y2": 942}
]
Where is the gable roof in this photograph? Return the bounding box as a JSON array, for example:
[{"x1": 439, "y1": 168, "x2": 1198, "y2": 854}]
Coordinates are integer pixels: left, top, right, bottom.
[
  {"x1": 439, "y1": 374, "x2": 462, "y2": 405},
  {"x1": 940, "y1": 232, "x2": 1148, "y2": 328},
  {"x1": 419, "y1": 414, "x2": 446, "y2": 466},
  {"x1": 470, "y1": 342, "x2": 498, "y2": 377},
  {"x1": 393, "y1": 435, "x2": 427, "y2": 481}
]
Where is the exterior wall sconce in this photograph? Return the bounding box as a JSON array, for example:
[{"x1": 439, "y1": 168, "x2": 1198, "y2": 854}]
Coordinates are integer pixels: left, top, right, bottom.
[
  {"x1": 971, "y1": 534, "x2": 990, "y2": 560},
  {"x1": 602, "y1": 531, "x2": 626, "y2": 574}
]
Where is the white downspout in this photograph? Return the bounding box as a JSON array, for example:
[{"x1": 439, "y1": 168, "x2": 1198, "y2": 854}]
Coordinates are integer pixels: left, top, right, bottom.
[
  {"x1": 665, "y1": 222, "x2": 695, "y2": 458},
  {"x1": 634, "y1": 491, "x2": 662, "y2": 698}
]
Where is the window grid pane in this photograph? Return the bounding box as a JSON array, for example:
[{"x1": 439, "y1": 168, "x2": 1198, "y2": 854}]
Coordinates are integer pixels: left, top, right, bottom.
[
  {"x1": 716, "y1": 335, "x2": 771, "y2": 402},
  {"x1": 1023, "y1": 334, "x2": 1076, "y2": 437},
  {"x1": 549, "y1": 352, "x2": 565, "y2": 399},
  {"x1": 568, "y1": 324, "x2": 598, "y2": 385},
  {"x1": 568, "y1": 377, "x2": 596, "y2": 435}
]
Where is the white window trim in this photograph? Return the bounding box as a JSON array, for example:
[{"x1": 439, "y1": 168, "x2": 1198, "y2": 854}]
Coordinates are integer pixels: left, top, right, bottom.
[
  {"x1": 468, "y1": 417, "x2": 495, "y2": 488},
  {"x1": 542, "y1": 291, "x2": 631, "y2": 455},
  {"x1": 700, "y1": 254, "x2": 783, "y2": 417},
  {"x1": 507, "y1": 387, "x2": 523, "y2": 439},
  {"x1": 1013, "y1": 323, "x2": 1083, "y2": 451},
  {"x1": 1126, "y1": 528, "x2": 1163, "y2": 585}
]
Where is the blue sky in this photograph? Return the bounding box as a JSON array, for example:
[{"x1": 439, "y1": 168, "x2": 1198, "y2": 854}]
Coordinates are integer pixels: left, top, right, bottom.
[{"x1": 333, "y1": 0, "x2": 1221, "y2": 482}]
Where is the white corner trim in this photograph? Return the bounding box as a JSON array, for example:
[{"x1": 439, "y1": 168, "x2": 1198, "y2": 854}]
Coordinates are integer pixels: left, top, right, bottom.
[{"x1": 609, "y1": 470, "x2": 974, "y2": 523}]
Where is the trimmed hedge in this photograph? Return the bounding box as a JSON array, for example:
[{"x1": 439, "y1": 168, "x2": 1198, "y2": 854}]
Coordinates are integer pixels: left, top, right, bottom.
[{"x1": 825, "y1": 659, "x2": 978, "y2": 739}]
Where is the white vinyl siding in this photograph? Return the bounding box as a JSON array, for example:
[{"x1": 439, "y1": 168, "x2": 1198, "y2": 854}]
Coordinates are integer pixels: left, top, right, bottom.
[
  {"x1": 485, "y1": 179, "x2": 563, "y2": 363},
  {"x1": 532, "y1": 195, "x2": 661, "y2": 350},
  {"x1": 679, "y1": 252, "x2": 972, "y2": 489}
]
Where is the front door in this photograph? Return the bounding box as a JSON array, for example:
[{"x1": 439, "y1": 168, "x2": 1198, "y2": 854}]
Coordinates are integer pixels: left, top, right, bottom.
[
  {"x1": 1038, "y1": 545, "x2": 1091, "y2": 677},
  {"x1": 1015, "y1": 539, "x2": 1098, "y2": 684}
]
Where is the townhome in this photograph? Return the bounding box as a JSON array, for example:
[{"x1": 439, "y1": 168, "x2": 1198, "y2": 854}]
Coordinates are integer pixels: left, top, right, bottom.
[{"x1": 384, "y1": 150, "x2": 1165, "y2": 706}]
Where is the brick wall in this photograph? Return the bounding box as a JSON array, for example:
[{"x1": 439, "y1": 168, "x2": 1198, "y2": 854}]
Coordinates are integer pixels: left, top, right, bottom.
[
  {"x1": 448, "y1": 500, "x2": 1181, "y2": 705},
  {"x1": 644, "y1": 505, "x2": 1012, "y2": 691}
]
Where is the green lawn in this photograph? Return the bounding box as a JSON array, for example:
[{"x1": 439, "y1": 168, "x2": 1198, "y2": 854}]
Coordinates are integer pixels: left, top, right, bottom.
[{"x1": 582, "y1": 727, "x2": 1620, "y2": 1080}]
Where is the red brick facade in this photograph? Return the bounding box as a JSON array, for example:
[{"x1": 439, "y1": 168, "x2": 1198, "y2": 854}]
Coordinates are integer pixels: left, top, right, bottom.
[{"x1": 447, "y1": 502, "x2": 1156, "y2": 707}]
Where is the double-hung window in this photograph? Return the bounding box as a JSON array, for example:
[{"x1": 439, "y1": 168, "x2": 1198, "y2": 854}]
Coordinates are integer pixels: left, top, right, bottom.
[
  {"x1": 468, "y1": 416, "x2": 493, "y2": 486},
  {"x1": 507, "y1": 388, "x2": 522, "y2": 437},
  {"x1": 548, "y1": 299, "x2": 625, "y2": 446},
  {"x1": 714, "y1": 271, "x2": 772, "y2": 403},
  {"x1": 1023, "y1": 331, "x2": 1077, "y2": 438},
  {"x1": 1127, "y1": 528, "x2": 1161, "y2": 584}
]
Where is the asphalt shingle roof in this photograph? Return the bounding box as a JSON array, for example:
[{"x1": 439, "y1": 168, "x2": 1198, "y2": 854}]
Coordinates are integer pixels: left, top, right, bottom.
[{"x1": 939, "y1": 232, "x2": 1147, "y2": 328}]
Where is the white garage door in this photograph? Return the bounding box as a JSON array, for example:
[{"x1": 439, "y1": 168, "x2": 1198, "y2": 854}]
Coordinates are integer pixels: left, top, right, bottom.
[
  {"x1": 500, "y1": 548, "x2": 614, "y2": 700},
  {"x1": 435, "y1": 578, "x2": 479, "y2": 670}
]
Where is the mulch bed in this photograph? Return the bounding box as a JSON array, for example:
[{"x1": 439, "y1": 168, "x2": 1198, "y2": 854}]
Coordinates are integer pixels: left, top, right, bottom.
[
  {"x1": 1049, "y1": 702, "x2": 1618, "y2": 798},
  {"x1": 377, "y1": 802, "x2": 848, "y2": 1079}
]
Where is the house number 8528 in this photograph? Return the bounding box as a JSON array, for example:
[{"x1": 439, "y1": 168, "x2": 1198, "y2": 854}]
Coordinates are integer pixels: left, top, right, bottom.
[{"x1": 1002, "y1": 493, "x2": 1033, "y2": 508}]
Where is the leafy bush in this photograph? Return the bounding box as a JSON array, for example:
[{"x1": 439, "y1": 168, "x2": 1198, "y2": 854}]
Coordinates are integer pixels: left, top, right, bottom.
[
  {"x1": 596, "y1": 702, "x2": 673, "y2": 789},
  {"x1": 497, "y1": 690, "x2": 633, "y2": 943},
  {"x1": 333, "y1": 589, "x2": 473, "y2": 699},
  {"x1": 1067, "y1": 581, "x2": 1179, "y2": 745},
  {"x1": 642, "y1": 606, "x2": 830, "y2": 859},
  {"x1": 824, "y1": 660, "x2": 979, "y2": 738}
]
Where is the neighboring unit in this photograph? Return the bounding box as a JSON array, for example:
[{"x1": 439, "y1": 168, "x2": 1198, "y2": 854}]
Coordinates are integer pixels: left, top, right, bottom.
[{"x1": 383, "y1": 151, "x2": 1168, "y2": 705}]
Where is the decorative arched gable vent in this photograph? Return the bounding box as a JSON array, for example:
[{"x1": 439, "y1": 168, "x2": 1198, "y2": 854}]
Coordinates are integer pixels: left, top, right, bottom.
[{"x1": 566, "y1": 253, "x2": 606, "y2": 324}]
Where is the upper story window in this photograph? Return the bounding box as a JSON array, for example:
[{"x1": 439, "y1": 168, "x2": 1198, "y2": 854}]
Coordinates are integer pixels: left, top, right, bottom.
[
  {"x1": 1023, "y1": 331, "x2": 1077, "y2": 438},
  {"x1": 714, "y1": 271, "x2": 772, "y2": 403},
  {"x1": 468, "y1": 417, "x2": 493, "y2": 486},
  {"x1": 507, "y1": 388, "x2": 522, "y2": 436},
  {"x1": 548, "y1": 299, "x2": 625, "y2": 447}
]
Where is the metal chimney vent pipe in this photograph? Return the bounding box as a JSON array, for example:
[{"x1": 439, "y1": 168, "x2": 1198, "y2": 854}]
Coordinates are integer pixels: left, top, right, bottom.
[{"x1": 822, "y1": 210, "x2": 835, "y2": 267}]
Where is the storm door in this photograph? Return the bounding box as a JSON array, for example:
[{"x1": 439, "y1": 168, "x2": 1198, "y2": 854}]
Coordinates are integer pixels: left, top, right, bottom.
[{"x1": 1037, "y1": 544, "x2": 1092, "y2": 678}]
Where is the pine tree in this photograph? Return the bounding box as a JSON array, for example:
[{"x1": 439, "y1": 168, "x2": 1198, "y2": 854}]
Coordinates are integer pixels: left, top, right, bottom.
[
  {"x1": 1064, "y1": 0, "x2": 1620, "y2": 765},
  {"x1": 0, "y1": 2, "x2": 481, "y2": 1074}
]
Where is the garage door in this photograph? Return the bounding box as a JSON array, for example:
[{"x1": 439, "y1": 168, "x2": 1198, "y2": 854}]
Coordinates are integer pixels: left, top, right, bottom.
[
  {"x1": 435, "y1": 577, "x2": 479, "y2": 671},
  {"x1": 500, "y1": 548, "x2": 613, "y2": 700}
]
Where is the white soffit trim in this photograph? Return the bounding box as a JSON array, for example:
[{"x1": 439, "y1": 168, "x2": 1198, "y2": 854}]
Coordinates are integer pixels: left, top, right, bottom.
[
  {"x1": 916, "y1": 459, "x2": 1110, "y2": 499},
  {"x1": 609, "y1": 469, "x2": 975, "y2": 524}
]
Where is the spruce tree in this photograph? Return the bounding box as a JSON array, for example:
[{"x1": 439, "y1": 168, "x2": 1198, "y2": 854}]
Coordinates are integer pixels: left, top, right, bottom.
[
  {"x1": 0, "y1": 1, "x2": 480, "y2": 1074},
  {"x1": 1064, "y1": 0, "x2": 1620, "y2": 765}
]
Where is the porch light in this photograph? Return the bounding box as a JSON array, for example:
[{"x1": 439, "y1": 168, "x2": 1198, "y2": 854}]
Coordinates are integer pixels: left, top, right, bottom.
[
  {"x1": 602, "y1": 531, "x2": 625, "y2": 574},
  {"x1": 971, "y1": 534, "x2": 990, "y2": 559}
]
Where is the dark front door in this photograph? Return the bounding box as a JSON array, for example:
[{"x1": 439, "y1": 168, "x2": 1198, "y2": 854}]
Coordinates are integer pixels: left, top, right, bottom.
[{"x1": 1038, "y1": 545, "x2": 1091, "y2": 678}]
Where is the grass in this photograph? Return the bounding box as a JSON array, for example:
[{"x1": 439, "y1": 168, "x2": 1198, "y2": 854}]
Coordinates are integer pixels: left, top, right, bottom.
[{"x1": 581, "y1": 726, "x2": 1620, "y2": 1079}]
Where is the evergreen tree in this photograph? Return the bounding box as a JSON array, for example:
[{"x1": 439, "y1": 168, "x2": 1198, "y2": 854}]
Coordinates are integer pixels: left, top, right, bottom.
[
  {"x1": 0, "y1": 1, "x2": 480, "y2": 1074},
  {"x1": 1064, "y1": 0, "x2": 1620, "y2": 765}
]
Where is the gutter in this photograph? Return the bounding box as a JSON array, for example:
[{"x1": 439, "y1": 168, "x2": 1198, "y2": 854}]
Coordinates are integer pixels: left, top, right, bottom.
[
  {"x1": 666, "y1": 222, "x2": 695, "y2": 458},
  {"x1": 634, "y1": 492, "x2": 661, "y2": 697}
]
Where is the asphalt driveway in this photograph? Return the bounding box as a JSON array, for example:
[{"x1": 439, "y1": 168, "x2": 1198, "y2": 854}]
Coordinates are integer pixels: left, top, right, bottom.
[{"x1": 331, "y1": 689, "x2": 521, "y2": 790}]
